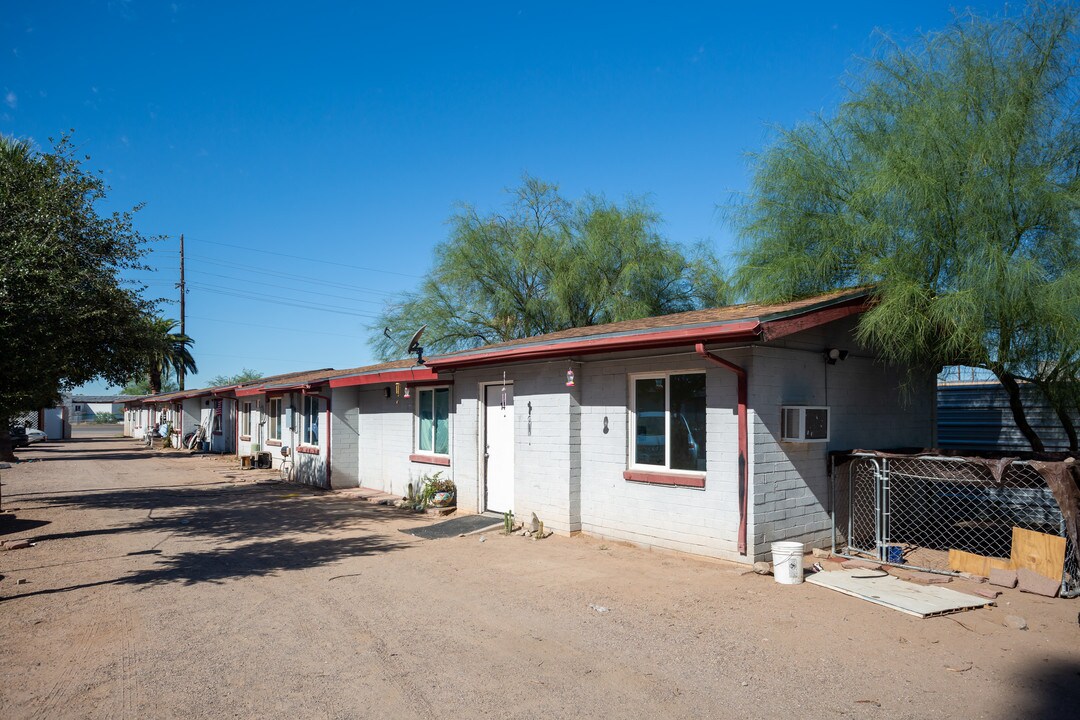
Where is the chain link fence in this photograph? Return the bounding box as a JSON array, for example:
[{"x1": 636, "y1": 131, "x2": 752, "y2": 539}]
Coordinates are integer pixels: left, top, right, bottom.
[
  {"x1": 10, "y1": 411, "x2": 39, "y2": 430},
  {"x1": 832, "y1": 453, "x2": 1078, "y2": 598}
]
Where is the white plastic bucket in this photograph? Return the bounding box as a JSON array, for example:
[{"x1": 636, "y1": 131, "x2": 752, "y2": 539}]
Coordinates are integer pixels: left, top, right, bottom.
[{"x1": 771, "y1": 541, "x2": 806, "y2": 585}]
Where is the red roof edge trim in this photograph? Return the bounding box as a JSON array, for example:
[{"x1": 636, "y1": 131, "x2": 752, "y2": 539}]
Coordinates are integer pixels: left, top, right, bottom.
[
  {"x1": 329, "y1": 368, "x2": 443, "y2": 388},
  {"x1": 425, "y1": 321, "x2": 762, "y2": 371},
  {"x1": 758, "y1": 297, "x2": 869, "y2": 342}
]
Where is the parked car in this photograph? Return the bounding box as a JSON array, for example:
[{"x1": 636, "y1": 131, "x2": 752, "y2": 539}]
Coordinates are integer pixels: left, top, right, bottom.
[
  {"x1": 25, "y1": 428, "x2": 47, "y2": 444},
  {"x1": 635, "y1": 411, "x2": 699, "y2": 467},
  {"x1": 8, "y1": 426, "x2": 30, "y2": 448}
]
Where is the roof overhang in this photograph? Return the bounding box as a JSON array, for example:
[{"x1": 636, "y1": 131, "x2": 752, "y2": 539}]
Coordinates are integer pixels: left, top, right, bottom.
[
  {"x1": 329, "y1": 367, "x2": 443, "y2": 388},
  {"x1": 424, "y1": 292, "x2": 870, "y2": 371}
]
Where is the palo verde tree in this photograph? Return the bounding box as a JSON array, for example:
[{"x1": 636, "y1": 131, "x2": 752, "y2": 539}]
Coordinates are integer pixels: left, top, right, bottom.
[
  {"x1": 0, "y1": 134, "x2": 161, "y2": 460},
  {"x1": 732, "y1": 2, "x2": 1080, "y2": 452},
  {"x1": 373, "y1": 176, "x2": 731, "y2": 359},
  {"x1": 207, "y1": 368, "x2": 262, "y2": 387}
]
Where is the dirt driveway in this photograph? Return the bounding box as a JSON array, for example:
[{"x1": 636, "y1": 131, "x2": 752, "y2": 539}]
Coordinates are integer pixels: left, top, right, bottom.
[{"x1": 1, "y1": 437, "x2": 1077, "y2": 719}]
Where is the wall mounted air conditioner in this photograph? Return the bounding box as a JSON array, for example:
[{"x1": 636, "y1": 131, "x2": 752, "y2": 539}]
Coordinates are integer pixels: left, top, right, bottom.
[{"x1": 780, "y1": 406, "x2": 830, "y2": 442}]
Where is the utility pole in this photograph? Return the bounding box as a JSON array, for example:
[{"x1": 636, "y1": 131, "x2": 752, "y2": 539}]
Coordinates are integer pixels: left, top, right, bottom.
[{"x1": 178, "y1": 233, "x2": 186, "y2": 391}]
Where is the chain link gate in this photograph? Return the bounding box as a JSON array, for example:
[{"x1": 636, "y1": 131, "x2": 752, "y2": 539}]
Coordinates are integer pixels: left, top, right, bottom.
[{"x1": 832, "y1": 453, "x2": 1079, "y2": 598}]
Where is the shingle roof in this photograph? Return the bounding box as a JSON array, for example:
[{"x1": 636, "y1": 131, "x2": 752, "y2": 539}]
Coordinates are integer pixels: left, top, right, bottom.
[{"x1": 427, "y1": 287, "x2": 871, "y2": 366}]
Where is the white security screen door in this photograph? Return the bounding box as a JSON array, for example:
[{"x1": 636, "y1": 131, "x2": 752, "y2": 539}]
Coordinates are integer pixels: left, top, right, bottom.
[{"x1": 484, "y1": 384, "x2": 515, "y2": 513}]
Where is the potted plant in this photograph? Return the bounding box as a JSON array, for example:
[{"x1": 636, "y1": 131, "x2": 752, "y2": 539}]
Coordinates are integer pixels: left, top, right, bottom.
[{"x1": 427, "y1": 473, "x2": 456, "y2": 508}]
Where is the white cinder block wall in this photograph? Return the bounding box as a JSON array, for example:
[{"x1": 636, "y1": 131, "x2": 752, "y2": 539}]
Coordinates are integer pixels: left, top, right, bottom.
[
  {"x1": 748, "y1": 318, "x2": 935, "y2": 560},
  {"x1": 330, "y1": 387, "x2": 360, "y2": 489},
  {"x1": 449, "y1": 365, "x2": 582, "y2": 533},
  {"x1": 354, "y1": 385, "x2": 436, "y2": 498},
  {"x1": 579, "y1": 352, "x2": 746, "y2": 562}
]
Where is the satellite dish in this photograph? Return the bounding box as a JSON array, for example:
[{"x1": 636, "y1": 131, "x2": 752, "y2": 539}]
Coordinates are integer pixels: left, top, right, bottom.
[{"x1": 406, "y1": 325, "x2": 427, "y2": 365}]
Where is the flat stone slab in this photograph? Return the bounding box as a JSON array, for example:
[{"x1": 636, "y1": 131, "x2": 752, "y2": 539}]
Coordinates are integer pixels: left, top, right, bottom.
[{"x1": 400, "y1": 513, "x2": 504, "y2": 540}]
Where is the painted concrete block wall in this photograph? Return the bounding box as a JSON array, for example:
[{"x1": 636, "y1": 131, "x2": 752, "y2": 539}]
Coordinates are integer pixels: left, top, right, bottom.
[
  {"x1": 578, "y1": 352, "x2": 746, "y2": 562},
  {"x1": 330, "y1": 387, "x2": 360, "y2": 489},
  {"x1": 748, "y1": 318, "x2": 935, "y2": 560},
  {"x1": 447, "y1": 366, "x2": 580, "y2": 532},
  {"x1": 355, "y1": 386, "x2": 424, "y2": 497}
]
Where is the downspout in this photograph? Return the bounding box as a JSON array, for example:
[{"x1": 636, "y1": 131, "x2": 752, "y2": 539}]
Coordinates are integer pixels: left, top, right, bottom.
[
  {"x1": 303, "y1": 389, "x2": 332, "y2": 490},
  {"x1": 695, "y1": 343, "x2": 749, "y2": 556}
]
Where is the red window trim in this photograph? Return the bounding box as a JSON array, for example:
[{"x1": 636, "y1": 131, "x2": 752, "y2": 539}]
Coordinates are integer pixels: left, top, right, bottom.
[
  {"x1": 239, "y1": 435, "x2": 251, "y2": 442},
  {"x1": 623, "y1": 470, "x2": 705, "y2": 489},
  {"x1": 297, "y1": 445, "x2": 320, "y2": 455},
  {"x1": 410, "y1": 453, "x2": 450, "y2": 467},
  {"x1": 265, "y1": 439, "x2": 282, "y2": 447}
]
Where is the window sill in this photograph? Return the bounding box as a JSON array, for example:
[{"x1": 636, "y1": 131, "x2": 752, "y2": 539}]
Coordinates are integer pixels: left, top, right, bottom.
[
  {"x1": 410, "y1": 453, "x2": 450, "y2": 467},
  {"x1": 265, "y1": 439, "x2": 282, "y2": 447},
  {"x1": 623, "y1": 469, "x2": 705, "y2": 489},
  {"x1": 297, "y1": 445, "x2": 320, "y2": 455},
  {"x1": 239, "y1": 435, "x2": 251, "y2": 442}
]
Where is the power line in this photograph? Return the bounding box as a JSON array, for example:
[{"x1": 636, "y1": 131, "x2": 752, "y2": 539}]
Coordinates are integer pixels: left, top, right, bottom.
[
  {"x1": 187, "y1": 282, "x2": 385, "y2": 319},
  {"x1": 185, "y1": 268, "x2": 386, "y2": 305},
  {"x1": 187, "y1": 314, "x2": 369, "y2": 339},
  {"x1": 137, "y1": 254, "x2": 402, "y2": 298},
  {"x1": 188, "y1": 237, "x2": 422, "y2": 279}
]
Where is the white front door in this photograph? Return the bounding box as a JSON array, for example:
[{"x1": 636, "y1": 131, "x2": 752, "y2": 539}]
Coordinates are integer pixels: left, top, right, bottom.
[{"x1": 484, "y1": 384, "x2": 514, "y2": 513}]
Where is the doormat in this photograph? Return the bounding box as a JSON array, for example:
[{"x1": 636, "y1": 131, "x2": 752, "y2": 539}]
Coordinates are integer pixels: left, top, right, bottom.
[
  {"x1": 401, "y1": 512, "x2": 504, "y2": 540},
  {"x1": 806, "y1": 569, "x2": 990, "y2": 618}
]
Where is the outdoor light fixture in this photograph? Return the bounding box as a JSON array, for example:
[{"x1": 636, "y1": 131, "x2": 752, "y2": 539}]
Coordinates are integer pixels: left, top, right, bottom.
[
  {"x1": 384, "y1": 387, "x2": 391, "y2": 399},
  {"x1": 403, "y1": 385, "x2": 411, "y2": 399},
  {"x1": 824, "y1": 348, "x2": 849, "y2": 365},
  {"x1": 566, "y1": 368, "x2": 575, "y2": 387}
]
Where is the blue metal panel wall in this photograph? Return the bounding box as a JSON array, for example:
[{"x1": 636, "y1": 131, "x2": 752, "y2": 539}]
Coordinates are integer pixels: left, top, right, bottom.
[{"x1": 937, "y1": 383, "x2": 1074, "y2": 452}]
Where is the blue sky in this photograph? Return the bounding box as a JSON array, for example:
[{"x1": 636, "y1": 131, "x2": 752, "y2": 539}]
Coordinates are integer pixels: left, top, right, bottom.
[{"x1": 2, "y1": 1, "x2": 1005, "y2": 393}]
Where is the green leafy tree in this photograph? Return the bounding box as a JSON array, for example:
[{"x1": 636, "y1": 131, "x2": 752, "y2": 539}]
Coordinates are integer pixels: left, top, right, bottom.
[
  {"x1": 0, "y1": 134, "x2": 160, "y2": 460},
  {"x1": 373, "y1": 176, "x2": 731, "y2": 359},
  {"x1": 121, "y1": 376, "x2": 178, "y2": 396},
  {"x1": 731, "y1": 3, "x2": 1080, "y2": 452},
  {"x1": 207, "y1": 368, "x2": 262, "y2": 387}
]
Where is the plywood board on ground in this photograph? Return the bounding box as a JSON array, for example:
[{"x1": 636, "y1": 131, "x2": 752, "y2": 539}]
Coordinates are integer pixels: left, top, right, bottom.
[
  {"x1": 1011, "y1": 527, "x2": 1066, "y2": 582},
  {"x1": 947, "y1": 549, "x2": 1013, "y2": 577},
  {"x1": 806, "y1": 569, "x2": 990, "y2": 618}
]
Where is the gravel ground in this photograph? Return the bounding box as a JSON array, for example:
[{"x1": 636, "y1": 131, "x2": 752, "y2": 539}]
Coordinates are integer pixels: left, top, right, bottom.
[{"x1": 1, "y1": 436, "x2": 1078, "y2": 719}]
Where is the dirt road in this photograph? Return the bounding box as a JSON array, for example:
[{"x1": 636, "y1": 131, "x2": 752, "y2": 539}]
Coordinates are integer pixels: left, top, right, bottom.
[{"x1": 1, "y1": 437, "x2": 1077, "y2": 719}]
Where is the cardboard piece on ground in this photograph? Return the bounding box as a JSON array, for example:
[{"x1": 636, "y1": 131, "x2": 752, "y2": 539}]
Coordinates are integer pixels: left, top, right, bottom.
[
  {"x1": 948, "y1": 548, "x2": 1013, "y2": 577},
  {"x1": 1010, "y1": 527, "x2": 1066, "y2": 583},
  {"x1": 806, "y1": 569, "x2": 990, "y2": 618}
]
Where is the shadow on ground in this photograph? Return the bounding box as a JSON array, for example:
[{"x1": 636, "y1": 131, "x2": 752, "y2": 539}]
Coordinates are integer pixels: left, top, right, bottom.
[
  {"x1": 1011, "y1": 657, "x2": 1080, "y2": 720},
  {"x1": 2, "y1": 534, "x2": 403, "y2": 601},
  {"x1": 0, "y1": 517, "x2": 50, "y2": 536},
  {"x1": 1, "y1": 479, "x2": 412, "y2": 601}
]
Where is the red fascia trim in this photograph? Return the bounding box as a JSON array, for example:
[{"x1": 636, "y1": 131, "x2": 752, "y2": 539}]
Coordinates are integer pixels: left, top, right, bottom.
[
  {"x1": 426, "y1": 321, "x2": 761, "y2": 370},
  {"x1": 234, "y1": 387, "x2": 267, "y2": 397},
  {"x1": 758, "y1": 298, "x2": 868, "y2": 342},
  {"x1": 296, "y1": 445, "x2": 320, "y2": 455},
  {"x1": 410, "y1": 453, "x2": 451, "y2": 467},
  {"x1": 623, "y1": 470, "x2": 705, "y2": 489},
  {"x1": 329, "y1": 368, "x2": 443, "y2": 388}
]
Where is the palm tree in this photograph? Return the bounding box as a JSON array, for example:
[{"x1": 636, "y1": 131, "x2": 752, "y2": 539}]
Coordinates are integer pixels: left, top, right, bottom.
[{"x1": 144, "y1": 317, "x2": 197, "y2": 394}]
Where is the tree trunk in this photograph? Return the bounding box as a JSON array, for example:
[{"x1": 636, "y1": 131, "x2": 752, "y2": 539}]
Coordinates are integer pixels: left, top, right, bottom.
[
  {"x1": 0, "y1": 418, "x2": 16, "y2": 463},
  {"x1": 149, "y1": 369, "x2": 162, "y2": 395},
  {"x1": 1051, "y1": 403, "x2": 1078, "y2": 454},
  {"x1": 998, "y1": 372, "x2": 1045, "y2": 453}
]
